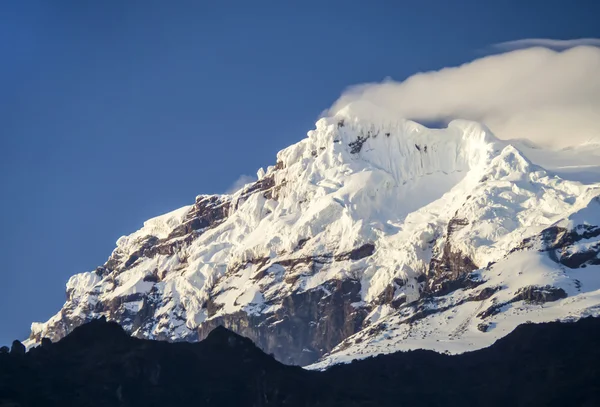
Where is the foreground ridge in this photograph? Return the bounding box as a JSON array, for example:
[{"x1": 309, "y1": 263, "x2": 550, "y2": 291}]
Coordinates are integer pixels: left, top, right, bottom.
[{"x1": 3, "y1": 316, "x2": 600, "y2": 406}]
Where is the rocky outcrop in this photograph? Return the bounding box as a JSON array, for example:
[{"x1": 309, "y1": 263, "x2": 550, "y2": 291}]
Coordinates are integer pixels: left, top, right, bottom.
[
  {"x1": 427, "y1": 216, "x2": 478, "y2": 296},
  {"x1": 348, "y1": 134, "x2": 370, "y2": 154},
  {"x1": 168, "y1": 195, "x2": 231, "y2": 239},
  {"x1": 334, "y1": 243, "x2": 375, "y2": 261},
  {"x1": 513, "y1": 285, "x2": 568, "y2": 304},
  {"x1": 539, "y1": 224, "x2": 600, "y2": 268},
  {"x1": 478, "y1": 285, "x2": 567, "y2": 319},
  {"x1": 198, "y1": 279, "x2": 367, "y2": 365},
  {"x1": 477, "y1": 322, "x2": 490, "y2": 332}
]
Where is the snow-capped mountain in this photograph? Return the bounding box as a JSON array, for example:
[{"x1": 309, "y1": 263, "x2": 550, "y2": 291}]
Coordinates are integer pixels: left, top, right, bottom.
[{"x1": 27, "y1": 102, "x2": 600, "y2": 367}]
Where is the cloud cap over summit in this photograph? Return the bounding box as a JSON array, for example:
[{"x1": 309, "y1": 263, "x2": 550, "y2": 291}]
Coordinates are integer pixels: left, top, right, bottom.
[{"x1": 328, "y1": 43, "x2": 600, "y2": 149}]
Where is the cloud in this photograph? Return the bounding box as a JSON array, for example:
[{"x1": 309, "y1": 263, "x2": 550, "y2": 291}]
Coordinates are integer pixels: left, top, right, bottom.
[
  {"x1": 328, "y1": 43, "x2": 600, "y2": 149},
  {"x1": 225, "y1": 174, "x2": 256, "y2": 194},
  {"x1": 493, "y1": 38, "x2": 600, "y2": 52}
]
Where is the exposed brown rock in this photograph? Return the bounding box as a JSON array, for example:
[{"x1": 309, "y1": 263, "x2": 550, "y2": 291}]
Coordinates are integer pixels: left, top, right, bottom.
[
  {"x1": 197, "y1": 279, "x2": 367, "y2": 365},
  {"x1": 514, "y1": 285, "x2": 567, "y2": 304},
  {"x1": 334, "y1": 243, "x2": 375, "y2": 261},
  {"x1": 478, "y1": 285, "x2": 567, "y2": 320},
  {"x1": 348, "y1": 134, "x2": 369, "y2": 154},
  {"x1": 427, "y1": 216, "x2": 478, "y2": 296},
  {"x1": 477, "y1": 322, "x2": 490, "y2": 332},
  {"x1": 168, "y1": 195, "x2": 231, "y2": 240}
]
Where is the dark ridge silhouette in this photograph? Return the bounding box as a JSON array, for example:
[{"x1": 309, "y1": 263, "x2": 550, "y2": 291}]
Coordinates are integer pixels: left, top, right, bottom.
[{"x1": 1, "y1": 317, "x2": 600, "y2": 406}]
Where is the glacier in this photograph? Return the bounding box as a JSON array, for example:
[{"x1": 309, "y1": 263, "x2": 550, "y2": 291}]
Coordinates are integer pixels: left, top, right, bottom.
[{"x1": 27, "y1": 102, "x2": 600, "y2": 367}]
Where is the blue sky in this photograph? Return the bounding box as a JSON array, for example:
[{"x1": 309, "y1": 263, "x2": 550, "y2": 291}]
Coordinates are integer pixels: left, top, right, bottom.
[{"x1": 1, "y1": 0, "x2": 599, "y2": 345}]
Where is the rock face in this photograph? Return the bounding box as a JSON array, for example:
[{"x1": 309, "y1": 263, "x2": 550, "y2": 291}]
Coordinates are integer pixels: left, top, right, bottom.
[
  {"x1": 4, "y1": 317, "x2": 600, "y2": 406},
  {"x1": 27, "y1": 103, "x2": 600, "y2": 367},
  {"x1": 197, "y1": 279, "x2": 366, "y2": 365}
]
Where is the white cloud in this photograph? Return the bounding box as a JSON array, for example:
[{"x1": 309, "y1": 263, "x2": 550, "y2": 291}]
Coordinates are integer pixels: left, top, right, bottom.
[
  {"x1": 225, "y1": 174, "x2": 256, "y2": 194},
  {"x1": 493, "y1": 38, "x2": 600, "y2": 52},
  {"x1": 328, "y1": 43, "x2": 600, "y2": 148}
]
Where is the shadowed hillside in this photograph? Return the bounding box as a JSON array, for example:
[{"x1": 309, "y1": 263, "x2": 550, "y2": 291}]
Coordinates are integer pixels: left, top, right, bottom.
[{"x1": 2, "y1": 317, "x2": 600, "y2": 406}]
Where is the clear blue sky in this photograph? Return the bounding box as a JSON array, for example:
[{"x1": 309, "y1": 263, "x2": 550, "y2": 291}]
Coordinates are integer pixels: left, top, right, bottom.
[{"x1": 1, "y1": 0, "x2": 599, "y2": 345}]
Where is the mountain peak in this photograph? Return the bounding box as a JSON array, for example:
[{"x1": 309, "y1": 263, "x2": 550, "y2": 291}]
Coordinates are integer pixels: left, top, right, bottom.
[{"x1": 26, "y1": 110, "x2": 600, "y2": 367}]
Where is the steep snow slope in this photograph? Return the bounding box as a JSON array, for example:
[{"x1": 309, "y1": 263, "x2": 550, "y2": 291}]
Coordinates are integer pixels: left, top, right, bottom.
[
  {"x1": 311, "y1": 208, "x2": 600, "y2": 368},
  {"x1": 27, "y1": 103, "x2": 600, "y2": 366}
]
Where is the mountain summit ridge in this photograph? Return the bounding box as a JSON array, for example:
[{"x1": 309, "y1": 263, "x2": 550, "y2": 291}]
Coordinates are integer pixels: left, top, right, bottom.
[{"x1": 27, "y1": 106, "x2": 600, "y2": 366}]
